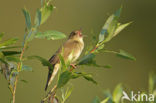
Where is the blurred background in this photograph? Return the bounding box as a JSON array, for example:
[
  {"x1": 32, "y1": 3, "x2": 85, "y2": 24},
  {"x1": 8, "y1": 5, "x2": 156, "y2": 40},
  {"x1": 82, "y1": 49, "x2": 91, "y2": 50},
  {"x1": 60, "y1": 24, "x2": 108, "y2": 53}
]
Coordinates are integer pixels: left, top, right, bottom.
[{"x1": 0, "y1": 0, "x2": 156, "y2": 103}]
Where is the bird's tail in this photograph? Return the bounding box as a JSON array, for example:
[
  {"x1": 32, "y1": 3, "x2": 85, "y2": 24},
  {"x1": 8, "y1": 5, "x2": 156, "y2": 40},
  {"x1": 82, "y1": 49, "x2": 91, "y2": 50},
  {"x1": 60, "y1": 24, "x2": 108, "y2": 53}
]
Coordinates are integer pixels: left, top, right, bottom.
[{"x1": 45, "y1": 64, "x2": 59, "y2": 91}]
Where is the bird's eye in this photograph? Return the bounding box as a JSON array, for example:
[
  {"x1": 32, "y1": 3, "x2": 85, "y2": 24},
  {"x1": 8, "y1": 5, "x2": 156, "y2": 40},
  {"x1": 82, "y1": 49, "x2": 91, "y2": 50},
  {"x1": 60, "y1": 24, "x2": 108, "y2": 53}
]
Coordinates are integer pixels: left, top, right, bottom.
[
  {"x1": 70, "y1": 31, "x2": 76, "y2": 36},
  {"x1": 69, "y1": 31, "x2": 76, "y2": 38},
  {"x1": 72, "y1": 32, "x2": 76, "y2": 36}
]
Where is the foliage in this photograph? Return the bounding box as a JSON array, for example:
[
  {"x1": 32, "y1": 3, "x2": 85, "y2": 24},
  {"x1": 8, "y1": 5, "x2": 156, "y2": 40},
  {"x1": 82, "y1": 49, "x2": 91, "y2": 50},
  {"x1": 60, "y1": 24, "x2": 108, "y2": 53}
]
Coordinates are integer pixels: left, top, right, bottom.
[
  {"x1": 60, "y1": 85, "x2": 73, "y2": 103},
  {"x1": 92, "y1": 73, "x2": 156, "y2": 103},
  {"x1": 41, "y1": 6, "x2": 135, "y2": 103},
  {"x1": 77, "y1": 6, "x2": 135, "y2": 70},
  {"x1": 0, "y1": 1, "x2": 135, "y2": 103},
  {"x1": 35, "y1": 31, "x2": 66, "y2": 40},
  {"x1": 0, "y1": 0, "x2": 66, "y2": 103}
]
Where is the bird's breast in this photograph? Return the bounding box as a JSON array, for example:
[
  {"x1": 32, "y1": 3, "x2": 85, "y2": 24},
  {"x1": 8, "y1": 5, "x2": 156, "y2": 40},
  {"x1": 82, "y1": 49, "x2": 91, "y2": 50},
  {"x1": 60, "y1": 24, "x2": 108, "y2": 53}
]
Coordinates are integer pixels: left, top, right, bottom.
[
  {"x1": 71, "y1": 42, "x2": 84, "y2": 62},
  {"x1": 63, "y1": 39, "x2": 84, "y2": 63}
]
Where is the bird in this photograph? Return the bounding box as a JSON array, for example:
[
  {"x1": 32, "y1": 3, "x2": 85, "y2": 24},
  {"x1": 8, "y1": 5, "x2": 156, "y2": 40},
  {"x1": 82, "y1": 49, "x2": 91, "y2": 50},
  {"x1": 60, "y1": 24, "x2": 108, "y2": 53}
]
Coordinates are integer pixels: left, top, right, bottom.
[{"x1": 45, "y1": 30, "x2": 84, "y2": 91}]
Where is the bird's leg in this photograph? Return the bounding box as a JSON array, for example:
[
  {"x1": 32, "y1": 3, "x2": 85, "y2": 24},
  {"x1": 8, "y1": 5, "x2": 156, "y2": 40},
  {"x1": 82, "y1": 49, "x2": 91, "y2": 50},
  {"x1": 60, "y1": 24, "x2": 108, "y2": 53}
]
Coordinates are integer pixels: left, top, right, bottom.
[{"x1": 70, "y1": 63, "x2": 77, "y2": 69}]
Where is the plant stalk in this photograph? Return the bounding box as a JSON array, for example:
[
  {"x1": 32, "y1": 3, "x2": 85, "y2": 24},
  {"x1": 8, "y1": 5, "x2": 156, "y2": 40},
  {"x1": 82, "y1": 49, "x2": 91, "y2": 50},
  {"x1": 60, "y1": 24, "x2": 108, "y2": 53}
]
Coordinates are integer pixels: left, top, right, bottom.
[
  {"x1": 41, "y1": 85, "x2": 57, "y2": 102},
  {"x1": 12, "y1": 42, "x2": 27, "y2": 103}
]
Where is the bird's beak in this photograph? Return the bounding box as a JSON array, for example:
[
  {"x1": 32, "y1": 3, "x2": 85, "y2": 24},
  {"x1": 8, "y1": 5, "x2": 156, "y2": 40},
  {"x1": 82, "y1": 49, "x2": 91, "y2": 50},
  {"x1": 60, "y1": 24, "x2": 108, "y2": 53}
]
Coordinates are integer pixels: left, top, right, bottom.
[{"x1": 76, "y1": 28, "x2": 87, "y2": 38}]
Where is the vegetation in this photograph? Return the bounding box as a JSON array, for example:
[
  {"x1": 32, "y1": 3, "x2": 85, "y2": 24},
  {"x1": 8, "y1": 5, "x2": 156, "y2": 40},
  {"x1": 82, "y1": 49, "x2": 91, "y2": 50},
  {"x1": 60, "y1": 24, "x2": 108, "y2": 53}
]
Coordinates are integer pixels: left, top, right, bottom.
[
  {"x1": 92, "y1": 73, "x2": 156, "y2": 103},
  {"x1": 0, "y1": 0, "x2": 137, "y2": 103}
]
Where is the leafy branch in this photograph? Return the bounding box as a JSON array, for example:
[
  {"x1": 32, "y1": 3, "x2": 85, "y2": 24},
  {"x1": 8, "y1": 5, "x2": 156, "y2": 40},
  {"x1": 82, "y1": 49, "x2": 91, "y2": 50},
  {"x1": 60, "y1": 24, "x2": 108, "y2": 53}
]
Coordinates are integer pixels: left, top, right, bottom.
[
  {"x1": 41, "y1": 6, "x2": 136, "y2": 103},
  {"x1": 92, "y1": 72, "x2": 156, "y2": 103},
  {"x1": 0, "y1": 0, "x2": 66, "y2": 103},
  {"x1": 0, "y1": 1, "x2": 136, "y2": 103}
]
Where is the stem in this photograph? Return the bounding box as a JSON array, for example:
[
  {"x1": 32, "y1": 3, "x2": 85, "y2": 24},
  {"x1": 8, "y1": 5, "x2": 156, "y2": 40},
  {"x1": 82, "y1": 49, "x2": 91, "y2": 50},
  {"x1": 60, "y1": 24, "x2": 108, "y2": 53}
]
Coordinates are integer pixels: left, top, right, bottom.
[
  {"x1": 70, "y1": 67, "x2": 74, "y2": 72},
  {"x1": 90, "y1": 41, "x2": 104, "y2": 54},
  {"x1": 12, "y1": 42, "x2": 27, "y2": 103},
  {"x1": 41, "y1": 85, "x2": 57, "y2": 102},
  {"x1": 90, "y1": 46, "x2": 98, "y2": 53},
  {"x1": 90, "y1": 39, "x2": 113, "y2": 54},
  {"x1": 103, "y1": 50, "x2": 118, "y2": 54}
]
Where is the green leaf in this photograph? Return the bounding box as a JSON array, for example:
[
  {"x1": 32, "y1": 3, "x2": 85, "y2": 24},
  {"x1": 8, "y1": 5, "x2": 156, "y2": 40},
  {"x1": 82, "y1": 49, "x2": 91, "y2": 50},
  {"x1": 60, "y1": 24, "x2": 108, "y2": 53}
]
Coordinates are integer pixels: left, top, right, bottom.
[
  {"x1": 103, "y1": 90, "x2": 114, "y2": 103},
  {"x1": 83, "y1": 74, "x2": 97, "y2": 84},
  {"x1": 40, "y1": 4, "x2": 53, "y2": 25},
  {"x1": 103, "y1": 65, "x2": 112, "y2": 69},
  {"x1": 149, "y1": 73, "x2": 154, "y2": 94},
  {"x1": 72, "y1": 72, "x2": 97, "y2": 84},
  {"x1": 98, "y1": 29, "x2": 108, "y2": 43},
  {"x1": 21, "y1": 65, "x2": 32, "y2": 71},
  {"x1": 57, "y1": 71, "x2": 72, "y2": 88},
  {"x1": 0, "y1": 51, "x2": 4, "y2": 58},
  {"x1": 61, "y1": 88, "x2": 65, "y2": 101},
  {"x1": 28, "y1": 56, "x2": 53, "y2": 69},
  {"x1": 117, "y1": 49, "x2": 136, "y2": 61},
  {"x1": 149, "y1": 72, "x2": 156, "y2": 93},
  {"x1": 0, "y1": 46, "x2": 22, "y2": 50},
  {"x1": 103, "y1": 16, "x2": 118, "y2": 42},
  {"x1": 92, "y1": 96, "x2": 100, "y2": 103},
  {"x1": 78, "y1": 53, "x2": 108, "y2": 69},
  {"x1": 59, "y1": 54, "x2": 67, "y2": 72},
  {"x1": 101, "y1": 97, "x2": 110, "y2": 103},
  {"x1": 113, "y1": 22, "x2": 132, "y2": 37},
  {"x1": 0, "y1": 38, "x2": 18, "y2": 48},
  {"x1": 99, "y1": 7, "x2": 122, "y2": 43},
  {"x1": 113, "y1": 84, "x2": 123, "y2": 103},
  {"x1": 34, "y1": 9, "x2": 42, "y2": 27},
  {"x1": 6, "y1": 56, "x2": 20, "y2": 62},
  {"x1": 20, "y1": 79, "x2": 28, "y2": 83},
  {"x1": 114, "y1": 6, "x2": 122, "y2": 17},
  {"x1": 2, "y1": 51, "x2": 21, "y2": 56},
  {"x1": 104, "y1": 49, "x2": 136, "y2": 61},
  {"x1": 96, "y1": 44, "x2": 104, "y2": 52},
  {"x1": 22, "y1": 8, "x2": 31, "y2": 30},
  {"x1": 61, "y1": 86, "x2": 73, "y2": 102},
  {"x1": 98, "y1": 15, "x2": 114, "y2": 43},
  {"x1": 28, "y1": 56, "x2": 54, "y2": 79},
  {"x1": 0, "y1": 57, "x2": 8, "y2": 64},
  {"x1": 35, "y1": 30, "x2": 66, "y2": 40},
  {"x1": 27, "y1": 29, "x2": 38, "y2": 41},
  {"x1": 78, "y1": 53, "x2": 95, "y2": 65},
  {"x1": 64, "y1": 86, "x2": 73, "y2": 101}
]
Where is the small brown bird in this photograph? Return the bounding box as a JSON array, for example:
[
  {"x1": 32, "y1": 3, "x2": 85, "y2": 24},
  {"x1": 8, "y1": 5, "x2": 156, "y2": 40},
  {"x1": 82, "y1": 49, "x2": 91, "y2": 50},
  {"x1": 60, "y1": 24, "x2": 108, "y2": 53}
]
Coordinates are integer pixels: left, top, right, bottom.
[{"x1": 45, "y1": 30, "x2": 84, "y2": 90}]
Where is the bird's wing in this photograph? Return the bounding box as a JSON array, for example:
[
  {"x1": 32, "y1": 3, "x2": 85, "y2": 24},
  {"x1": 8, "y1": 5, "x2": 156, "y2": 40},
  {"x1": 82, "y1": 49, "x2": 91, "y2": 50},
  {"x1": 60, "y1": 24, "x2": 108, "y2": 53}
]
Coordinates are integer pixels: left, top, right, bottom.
[
  {"x1": 45, "y1": 63, "x2": 59, "y2": 91},
  {"x1": 49, "y1": 47, "x2": 62, "y2": 64},
  {"x1": 45, "y1": 48, "x2": 61, "y2": 91}
]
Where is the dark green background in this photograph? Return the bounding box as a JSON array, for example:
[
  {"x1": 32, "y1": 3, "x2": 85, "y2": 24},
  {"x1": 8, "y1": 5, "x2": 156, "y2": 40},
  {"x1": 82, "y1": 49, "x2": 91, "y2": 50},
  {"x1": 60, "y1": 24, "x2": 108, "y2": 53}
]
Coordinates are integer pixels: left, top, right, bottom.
[{"x1": 0, "y1": 0, "x2": 156, "y2": 103}]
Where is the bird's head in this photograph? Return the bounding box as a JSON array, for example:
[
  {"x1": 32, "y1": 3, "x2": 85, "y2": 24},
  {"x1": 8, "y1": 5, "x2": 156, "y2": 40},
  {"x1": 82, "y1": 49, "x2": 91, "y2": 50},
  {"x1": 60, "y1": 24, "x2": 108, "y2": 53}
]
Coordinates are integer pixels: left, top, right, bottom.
[{"x1": 68, "y1": 30, "x2": 83, "y2": 42}]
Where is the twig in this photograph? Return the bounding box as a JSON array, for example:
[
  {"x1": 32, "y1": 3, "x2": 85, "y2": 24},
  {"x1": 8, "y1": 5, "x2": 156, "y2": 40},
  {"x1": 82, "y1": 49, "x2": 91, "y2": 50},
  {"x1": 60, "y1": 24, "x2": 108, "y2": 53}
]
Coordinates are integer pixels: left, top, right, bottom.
[
  {"x1": 90, "y1": 46, "x2": 98, "y2": 53},
  {"x1": 41, "y1": 85, "x2": 57, "y2": 102},
  {"x1": 12, "y1": 42, "x2": 27, "y2": 103}
]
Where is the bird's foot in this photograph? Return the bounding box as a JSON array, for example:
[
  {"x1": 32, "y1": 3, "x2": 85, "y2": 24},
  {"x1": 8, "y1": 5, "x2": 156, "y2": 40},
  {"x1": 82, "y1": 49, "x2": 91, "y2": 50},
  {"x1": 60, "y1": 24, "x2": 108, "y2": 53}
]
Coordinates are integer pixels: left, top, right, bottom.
[{"x1": 70, "y1": 64, "x2": 77, "y2": 69}]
